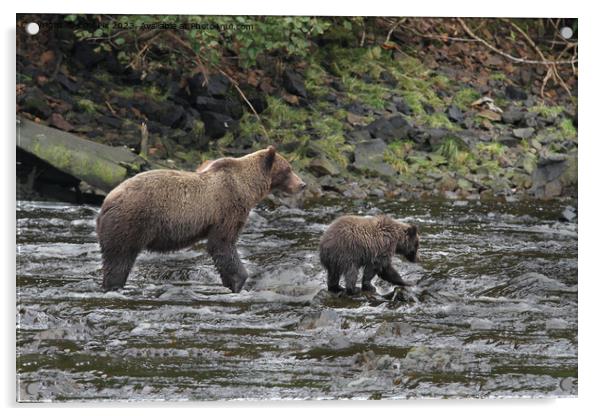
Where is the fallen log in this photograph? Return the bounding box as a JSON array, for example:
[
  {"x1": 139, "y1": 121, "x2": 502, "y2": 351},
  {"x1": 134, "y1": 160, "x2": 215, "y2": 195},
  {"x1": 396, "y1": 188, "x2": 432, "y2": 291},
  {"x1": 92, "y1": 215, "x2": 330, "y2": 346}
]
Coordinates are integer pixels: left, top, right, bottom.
[{"x1": 17, "y1": 118, "x2": 149, "y2": 193}]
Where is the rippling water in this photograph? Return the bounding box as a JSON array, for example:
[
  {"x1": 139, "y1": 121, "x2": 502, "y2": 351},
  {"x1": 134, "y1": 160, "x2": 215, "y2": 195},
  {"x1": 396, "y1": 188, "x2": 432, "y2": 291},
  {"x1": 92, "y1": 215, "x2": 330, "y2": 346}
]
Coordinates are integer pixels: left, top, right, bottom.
[{"x1": 16, "y1": 198, "x2": 578, "y2": 401}]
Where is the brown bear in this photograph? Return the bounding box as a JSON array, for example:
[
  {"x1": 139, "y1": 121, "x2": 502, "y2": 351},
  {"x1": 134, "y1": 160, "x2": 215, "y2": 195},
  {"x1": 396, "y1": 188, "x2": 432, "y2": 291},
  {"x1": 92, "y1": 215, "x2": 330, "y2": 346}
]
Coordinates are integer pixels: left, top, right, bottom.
[
  {"x1": 96, "y1": 146, "x2": 305, "y2": 293},
  {"x1": 319, "y1": 215, "x2": 419, "y2": 295}
]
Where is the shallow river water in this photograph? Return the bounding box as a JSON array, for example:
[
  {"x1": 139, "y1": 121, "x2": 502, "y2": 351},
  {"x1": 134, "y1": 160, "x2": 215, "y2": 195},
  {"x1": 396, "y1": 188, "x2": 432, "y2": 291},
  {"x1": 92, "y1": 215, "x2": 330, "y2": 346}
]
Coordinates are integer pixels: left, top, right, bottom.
[{"x1": 16, "y1": 197, "x2": 578, "y2": 401}]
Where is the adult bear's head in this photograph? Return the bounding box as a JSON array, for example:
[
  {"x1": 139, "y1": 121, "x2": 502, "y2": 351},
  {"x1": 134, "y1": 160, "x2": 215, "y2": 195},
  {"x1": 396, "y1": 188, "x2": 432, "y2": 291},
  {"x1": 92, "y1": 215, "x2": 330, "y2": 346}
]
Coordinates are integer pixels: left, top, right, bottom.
[{"x1": 263, "y1": 146, "x2": 306, "y2": 194}]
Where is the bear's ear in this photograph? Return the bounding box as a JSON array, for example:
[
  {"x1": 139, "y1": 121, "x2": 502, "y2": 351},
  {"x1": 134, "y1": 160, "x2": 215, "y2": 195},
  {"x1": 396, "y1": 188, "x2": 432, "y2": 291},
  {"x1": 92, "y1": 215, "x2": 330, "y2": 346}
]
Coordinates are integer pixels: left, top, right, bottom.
[
  {"x1": 406, "y1": 224, "x2": 418, "y2": 238},
  {"x1": 263, "y1": 145, "x2": 276, "y2": 172}
]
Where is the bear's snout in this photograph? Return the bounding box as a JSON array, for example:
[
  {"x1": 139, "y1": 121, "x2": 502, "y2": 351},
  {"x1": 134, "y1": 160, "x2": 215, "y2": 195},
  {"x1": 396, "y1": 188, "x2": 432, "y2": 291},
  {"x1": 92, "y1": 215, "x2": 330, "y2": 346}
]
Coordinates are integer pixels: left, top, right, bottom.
[{"x1": 287, "y1": 172, "x2": 306, "y2": 193}]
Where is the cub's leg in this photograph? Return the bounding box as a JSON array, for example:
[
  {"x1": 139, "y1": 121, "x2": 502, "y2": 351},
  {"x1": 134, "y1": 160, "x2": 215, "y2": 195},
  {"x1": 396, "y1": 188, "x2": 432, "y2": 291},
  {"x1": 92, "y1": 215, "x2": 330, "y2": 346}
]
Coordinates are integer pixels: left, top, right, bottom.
[
  {"x1": 361, "y1": 264, "x2": 377, "y2": 292},
  {"x1": 344, "y1": 265, "x2": 360, "y2": 295}
]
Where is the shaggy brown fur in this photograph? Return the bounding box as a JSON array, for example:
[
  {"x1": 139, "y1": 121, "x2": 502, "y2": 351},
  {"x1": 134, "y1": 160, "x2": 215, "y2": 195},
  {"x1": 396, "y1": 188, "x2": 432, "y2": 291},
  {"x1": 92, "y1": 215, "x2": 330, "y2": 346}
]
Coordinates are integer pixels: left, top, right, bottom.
[
  {"x1": 319, "y1": 215, "x2": 419, "y2": 295},
  {"x1": 97, "y1": 146, "x2": 305, "y2": 292}
]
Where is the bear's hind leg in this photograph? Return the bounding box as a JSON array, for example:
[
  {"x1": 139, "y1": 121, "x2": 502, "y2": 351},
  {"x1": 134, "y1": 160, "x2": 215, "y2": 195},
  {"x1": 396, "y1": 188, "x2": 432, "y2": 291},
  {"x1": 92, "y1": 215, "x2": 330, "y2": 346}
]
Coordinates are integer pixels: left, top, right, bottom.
[
  {"x1": 361, "y1": 265, "x2": 377, "y2": 293},
  {"x1": 326, "y1": 267, "x2": 343, "y2": 293},
  {"x1": 101, "y1": 248, "x2": 139, "y2": 291},
  {"x1": 344, "y1": 266, "x2": 360, "y2": 295}
]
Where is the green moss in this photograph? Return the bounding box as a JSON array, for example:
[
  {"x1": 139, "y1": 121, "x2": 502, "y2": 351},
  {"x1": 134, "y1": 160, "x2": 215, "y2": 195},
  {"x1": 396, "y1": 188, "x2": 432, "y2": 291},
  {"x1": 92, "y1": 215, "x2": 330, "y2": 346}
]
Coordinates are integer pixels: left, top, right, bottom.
[
  {"x1": 340, "y1": 74, "x2": 388, "y2": 110},
  {"x1": 312, "y1": 114, "x2": 345, "y2": 138},
  {"x1": 144, "y1": 85, "x2": 168, "y2": 101},
  {"x1": 76, "y1": 98, "x2": 98, "y2": 114},
  {"x1": 192, "y1": 120, "x2": 205, "y2": 136},
  {"x1": 305, "y1": 58, "x2": 329, "y2": 97},
  {"x1": 114, "y1": 86, "x2": 136, "y2": 99},
  {"x1": 490, "y1": 72, "x2": 507, "y2": 81},
  {"x1": 311, "y1": 134, "x2": 353, "y2": 168},
  {"x1": 559, "y1": 117, "x2": 577, "y2": 139},
  {"x1": 384, "y1": 141, "x2": 413, "y2": 174},
  {"x1": 531, "y1": 105, "x2": 564, "y2": 118},
  {"x1": 423, "y1": 112, "x2": 457, "y2": 130},
  {"x1": 452, "y1": 88, "x2": 480, "y2": 110},
  {"x1": 437, "y1": 137, "x2": 459, "y2": 161}
]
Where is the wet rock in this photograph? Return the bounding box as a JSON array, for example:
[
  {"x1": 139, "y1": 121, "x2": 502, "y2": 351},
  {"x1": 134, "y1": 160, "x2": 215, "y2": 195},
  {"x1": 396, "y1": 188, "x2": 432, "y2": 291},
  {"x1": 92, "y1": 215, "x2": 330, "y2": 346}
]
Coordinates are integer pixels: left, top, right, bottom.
[
  {"x1": 512, "y1": 127, "x2": 535, "y2": 139},
  {"x1": 308, "y1": 157, "x2": 340, "y2": 177},
  {"x1": 546, "y1": 318, "x2": 569, "y2": 330},
  {"x1": 502, "y1": 108, "x2": 525, "y2": 125},
  {"x1": 505, "y1": 85, "x2": 528, "y2": 100},
  {"x1": 366, "y1": 114, "x2": 412, "y2": 142},
  {"x1": 297, "y1": 309, "x2": 340, "y2": 330},
  {"x1": 446, "y1": 105, "x2": 464, "y2": 123},
  {"x1": 283, "y1": 69, "x2": 307, "y2": 98},
  {"x1": 351, "y1": 139, "x2": 396, "y2": 177},
  {"x1": 560, "y1": 206, "x2": 577, "y2": 222},
  {"x1": 47, "y1": 113, "x2": 74, "y2": 131},
  {"x1": 470, "y1": 318, "x2": 494, "y2": 330},
  {"x1": 200, "y1": 112, "x2": 237, "y2": 139},
  {"x1": 342, "y1": 182, "x2": 369, "y2": 199},
  {"x1": 19, "y1": 87, "x2": 52, "y2": 119},
  {"x1": 375, "y1": 322, "x2": 414, "y2": 338}
]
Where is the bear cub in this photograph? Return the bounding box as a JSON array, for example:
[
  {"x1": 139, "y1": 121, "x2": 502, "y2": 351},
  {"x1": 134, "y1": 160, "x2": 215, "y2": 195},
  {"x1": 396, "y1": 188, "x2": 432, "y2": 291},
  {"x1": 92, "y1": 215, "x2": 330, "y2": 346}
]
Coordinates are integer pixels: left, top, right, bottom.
[{"x1": 319, "y1": 215, "x2": 419, "y2": 295}]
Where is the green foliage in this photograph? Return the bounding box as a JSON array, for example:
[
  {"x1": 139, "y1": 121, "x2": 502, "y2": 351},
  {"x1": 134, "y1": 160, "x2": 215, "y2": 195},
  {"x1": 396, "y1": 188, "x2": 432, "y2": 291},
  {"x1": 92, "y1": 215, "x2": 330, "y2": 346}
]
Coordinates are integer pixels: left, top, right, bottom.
[
  {"x1": 76, "y1": 98, "x2": 98, "y2": 114},
  {"x1": 312, "y1": 135, "x2": 353, "y2": 168},
  {"x1": 559, "y1": 117, "x2": 577, "y2": 139},
  {"x1": 424, "y1": 112, "x2": 457, "y2": 130},
  {"x1": 531, "y1": 105, "x2": 564, "y2": 118},
  {"x1": 384, "y1": 141, "x2": 413, "y2": 174},
  {"x1": 66, "y1": 15, "x2": 331, "y2": 69},
  {"x1": 452, "y1": 88, "x2": 480, "y2": 110}
]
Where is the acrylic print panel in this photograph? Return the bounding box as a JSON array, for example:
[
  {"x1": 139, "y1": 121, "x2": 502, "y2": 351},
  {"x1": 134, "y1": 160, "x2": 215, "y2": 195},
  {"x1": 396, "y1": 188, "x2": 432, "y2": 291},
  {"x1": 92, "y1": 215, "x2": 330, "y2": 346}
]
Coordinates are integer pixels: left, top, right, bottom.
[{"x1": 16, "y1": 14, "x2": 577, "y2": 401}]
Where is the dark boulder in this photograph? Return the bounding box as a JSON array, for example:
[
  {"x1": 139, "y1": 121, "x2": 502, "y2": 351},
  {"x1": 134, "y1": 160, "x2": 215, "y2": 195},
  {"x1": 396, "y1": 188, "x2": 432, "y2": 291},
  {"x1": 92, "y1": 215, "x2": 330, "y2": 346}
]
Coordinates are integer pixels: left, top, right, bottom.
[
  {"x1": 497, "y1": 135, "x2": 521, "y2": 147},
  {"x1": 200, "y1": 111, "x2": 237, "y2": 139},
  {"x1": 206, "y1": 73, "x2": 230, "y2": 98},
  {"x1": 195, "y1": 96, "x2": 243, "y2": 120},
  {"x1": 187, "y1": 73, "x2": 231, "y2": 98},
  {"x1": 366, "y1": 114, "x2": 412, "y2": 143},
  {"x1": 72, "y1": 41, "x2": 106, "y2": 68},
  {"x1": 446, "y1": 105, "x2": 464, "y2": 123},
  {"x1": 19, "y1": 88, "x2": 52, "y2": 119},
  {"x1": 505, "y1": 85, "x2": 528, "y2": 100},
  {"x1": 502, "y1": 108, "x2": 525, "y2": 125},
  {"x1": 283, "y1": 69, "x2": 307, "y2": 98}
]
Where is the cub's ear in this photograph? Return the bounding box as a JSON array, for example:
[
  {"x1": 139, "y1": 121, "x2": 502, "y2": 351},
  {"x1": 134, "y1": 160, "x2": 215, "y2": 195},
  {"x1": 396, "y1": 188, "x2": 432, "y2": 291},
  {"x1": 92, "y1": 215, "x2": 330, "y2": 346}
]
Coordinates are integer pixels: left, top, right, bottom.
[
  {"x1": 264, "y1": 145, "x2": 276, "y2": 172},
  {"x1": 406, "y1": 224, "x2": 418, "y2": 238}
]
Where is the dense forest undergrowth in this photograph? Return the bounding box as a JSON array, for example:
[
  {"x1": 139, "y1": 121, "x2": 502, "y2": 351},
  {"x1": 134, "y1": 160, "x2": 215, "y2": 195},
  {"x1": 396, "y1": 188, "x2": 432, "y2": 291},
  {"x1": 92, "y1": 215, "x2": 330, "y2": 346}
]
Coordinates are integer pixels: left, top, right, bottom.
[{"x1": 16, "y1": 15, "x2": 578, "y2": 203}]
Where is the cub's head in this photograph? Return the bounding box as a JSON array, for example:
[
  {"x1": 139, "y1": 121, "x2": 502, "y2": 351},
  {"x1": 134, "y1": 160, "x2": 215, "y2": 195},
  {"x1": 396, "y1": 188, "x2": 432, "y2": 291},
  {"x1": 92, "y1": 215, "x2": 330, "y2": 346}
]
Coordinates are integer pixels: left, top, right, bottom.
[
  {"x1": 396, "y1": 223, "x2": 420, "y2": 262},
  {"x1": 263, "y1": 146, "x2": 306, "y2": 194}
]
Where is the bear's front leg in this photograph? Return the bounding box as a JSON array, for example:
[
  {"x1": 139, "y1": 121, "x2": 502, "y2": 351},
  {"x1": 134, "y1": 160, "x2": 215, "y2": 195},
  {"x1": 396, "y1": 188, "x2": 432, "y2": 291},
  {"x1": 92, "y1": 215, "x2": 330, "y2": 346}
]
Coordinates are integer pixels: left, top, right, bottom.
[
  {"x1": 361, "y1": 264, "x2": 377, "y2": 292},
  {"x1": 344, "y1": 266, "x2": 360, "y2": 295},
  {"x1": 378, "y1": 263, "x2": 407, "y2": 287},
  {"x1": 207, "y1": 234, "x2": 248, "y2": 293}
]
